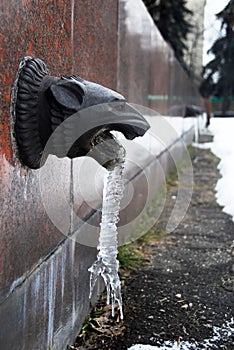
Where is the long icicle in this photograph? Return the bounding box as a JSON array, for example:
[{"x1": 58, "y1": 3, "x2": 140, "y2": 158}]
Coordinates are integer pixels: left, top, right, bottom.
[{"x1": 89, "y1": 140, "x2": 125, "y2": 319}]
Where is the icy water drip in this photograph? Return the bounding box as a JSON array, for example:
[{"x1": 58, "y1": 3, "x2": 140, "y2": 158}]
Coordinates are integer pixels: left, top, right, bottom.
[{"x1": 89, "y1": 133, "x2": 125, "y2": 319}]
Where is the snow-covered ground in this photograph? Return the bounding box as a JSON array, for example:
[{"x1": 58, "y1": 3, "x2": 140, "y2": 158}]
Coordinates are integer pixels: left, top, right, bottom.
[
  {"x1": 128, "y1": 117, "x2": 234, "y2": 349},
  {"x1": 128, "y1": 318, "x2": 234, "y2": 349},
  {"x1": 210, "y1": 118, "x2": 234, "y2": 221},
  {"x1": 192, "y1": 117, "x2": 234, "y2": 222},
  {"x1": 129, "y1": 317, "x2": 234, "y2": 349}
]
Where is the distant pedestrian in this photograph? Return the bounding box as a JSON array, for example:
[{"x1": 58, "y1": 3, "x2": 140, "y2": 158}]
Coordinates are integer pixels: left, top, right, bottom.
[{"x1": 203, "y1": 98, "x2": 212, "y2": 127}]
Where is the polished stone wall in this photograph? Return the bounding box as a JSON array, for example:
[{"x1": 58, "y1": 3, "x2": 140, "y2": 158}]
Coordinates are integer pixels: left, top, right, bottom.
[
  {"x1": 117, "y1": 0, "x2": 200, "y2": 114},
  {"x1": 0, "y1": 0, "x2": 118, "y2": 302},
  {"x1": 0, "y1": 0, "x2": 199, "y2": 349}
]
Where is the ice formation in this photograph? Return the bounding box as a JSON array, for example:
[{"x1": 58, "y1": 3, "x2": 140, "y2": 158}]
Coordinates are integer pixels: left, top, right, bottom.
[{"x1": 89, "y1": 137, "x2": 125, "y2": 319}]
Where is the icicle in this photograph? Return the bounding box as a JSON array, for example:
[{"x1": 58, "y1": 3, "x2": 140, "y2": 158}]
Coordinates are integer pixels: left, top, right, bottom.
[{"x1": 89, "y1": 136, "x2": 125, "y2": 319}]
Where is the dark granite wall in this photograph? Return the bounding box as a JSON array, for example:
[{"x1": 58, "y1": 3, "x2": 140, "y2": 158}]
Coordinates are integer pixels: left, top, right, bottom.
[
  {"x1": 117, "y1": 0, "x2": 200, "y2": 114},
  {"x1": 0, "y1": 0, "x2": 118, "y2": 302},
  {"x1": 0, "y1": 0, "x2": 198, "y2": 349},
  {"x1": 72, "y1": 0, "x2": 118, "y2": 86}
]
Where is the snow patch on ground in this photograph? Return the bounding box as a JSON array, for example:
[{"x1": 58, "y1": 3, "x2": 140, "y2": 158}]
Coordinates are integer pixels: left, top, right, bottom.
[
  {"x1": 193, "y1": 118, "x2": 234, "y2": 221},
  {"x1": 128, "y1": 318, "x2": 234, "y2": 350},
  {"x1": 192, "y1": 142, "x2": 212, "y2": 149},
  {"x1": 209, "y1": 118, "x2": 234, "y2": 221}
]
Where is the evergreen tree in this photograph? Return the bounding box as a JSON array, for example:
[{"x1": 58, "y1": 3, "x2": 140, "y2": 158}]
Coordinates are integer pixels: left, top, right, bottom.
[
  {"x1": 200, "y1": 0, "x2": 234, "y2": 113},
  {"x1": 143, "y1": 0, "x2": 193, "y2": 70}
]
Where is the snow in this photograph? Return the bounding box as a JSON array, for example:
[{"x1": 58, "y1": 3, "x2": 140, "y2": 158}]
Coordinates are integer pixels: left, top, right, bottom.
[
  {"x1": 128, "y1": 318, "x2": 234, "y2": 349},
  {"x1": 209, "y1": 118, "x2": 234, "y2": 221},
  {"x1": 128, "y1": 344, "x2": 185, "y2": 350},
  {"x1": 194, "y1": 117, "x2": 234, "y2": 222}
]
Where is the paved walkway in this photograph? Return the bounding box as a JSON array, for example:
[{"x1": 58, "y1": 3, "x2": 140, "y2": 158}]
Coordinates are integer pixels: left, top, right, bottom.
[{"x1": 73, "y1": 142, "x2": 234, "y2": 350}]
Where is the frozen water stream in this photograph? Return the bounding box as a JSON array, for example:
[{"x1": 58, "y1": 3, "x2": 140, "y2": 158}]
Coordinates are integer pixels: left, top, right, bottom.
[{"x1": 88, "y1": 135, "x2": 125, "y2": 319}]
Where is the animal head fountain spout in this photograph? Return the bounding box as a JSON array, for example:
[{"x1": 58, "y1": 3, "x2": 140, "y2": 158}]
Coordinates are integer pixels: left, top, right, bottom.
[{"x1": 12, "y1": 57, "x2": 150, "y2": 169}]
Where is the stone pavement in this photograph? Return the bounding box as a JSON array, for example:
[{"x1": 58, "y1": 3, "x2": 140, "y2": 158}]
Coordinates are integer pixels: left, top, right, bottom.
[{"x1": 72, "y1": 142, "x2": 234, "y2": 350}]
